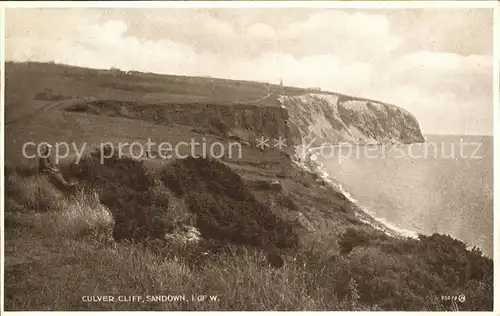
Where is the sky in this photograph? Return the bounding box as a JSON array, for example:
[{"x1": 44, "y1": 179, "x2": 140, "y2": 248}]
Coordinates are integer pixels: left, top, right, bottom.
[{"x1": 5, "y1": 7, "x2": 494, "y2": 135}]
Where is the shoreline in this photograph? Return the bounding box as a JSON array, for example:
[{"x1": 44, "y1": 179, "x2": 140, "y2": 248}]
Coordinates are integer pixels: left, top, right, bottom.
[
  {"x1": 296, "y1": 144, "x2": 493, "y2": 259},
  {"x1": 293, "y1": 146, "x2": 420, "y2": 239},
  {"x1": 293, "y1": 144, "x2": 418, "y2": 239}
]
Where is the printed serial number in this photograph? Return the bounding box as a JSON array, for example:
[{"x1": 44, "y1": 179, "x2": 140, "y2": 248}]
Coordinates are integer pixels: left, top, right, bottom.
[{"x1": 441, "y1": 294, "x2": 466, "y2": 303}]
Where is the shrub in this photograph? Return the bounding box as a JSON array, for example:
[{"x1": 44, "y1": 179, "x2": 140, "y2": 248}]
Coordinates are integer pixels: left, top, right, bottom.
[
  {"x1": 338, "y1": 228, "x2": 372, "y2": 255},
  {"x1": 415, "y1": 234, "x2": 493, "y2": 288},
  {"x1": 208, "y1": 118, "x2": 230, "y2": 136},
  {"x1": 346, "y1": 246, "x2": 426, "y2": 310},
  {"x1": 161, "y1": 157, "x2": 251, "y2": 200},
  {"x1": 160, "y1": 161, "x2": 193, "y2": 196},
  {"x1": 334, "y1": 232, "x2": 494, "y2": 311},
  {"x1": 161, "y1": 157, "x2": 299, "y2": 249},
  {"x1": 64, "y1": 149, "x2": 168, "y2": 241}
]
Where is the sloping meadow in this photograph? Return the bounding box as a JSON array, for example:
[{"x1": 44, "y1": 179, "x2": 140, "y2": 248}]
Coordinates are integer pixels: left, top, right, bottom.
[{"x1": 4, "y1": 149, "x2": 494, "y2": 311}]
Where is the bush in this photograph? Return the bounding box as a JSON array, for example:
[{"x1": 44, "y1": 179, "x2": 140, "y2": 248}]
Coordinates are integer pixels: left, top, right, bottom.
[
  {"x1": 338, "y1": 228, "x2": 372, "y2": 255},
  {"x1": 161, "y1": 157, "x2": 299, "y2": 249},
  {"x1": 208, "y1": 118, "x2": 230, "y2": 136},
  {"x1": 415, "y1": 234, "x2": 493, "y2": 290},
  {"x1": 162, "y1": 157, "x2": 251, "y2": 200},
  {"x1": 332, "y1": 232, "x2": 494, "y2": 311},
  {"x1": 64, "y1": 149, "x2": 168, "y2": 241},
  {"x1": 160, "y1": 161, "x2": 194, "y2": 196},
  {"x1": 59, "y1": 151, "x2": 299, "y2": 248},
  {"x1": 347, "y1": 246, "x2": 428, "y2": 309}
]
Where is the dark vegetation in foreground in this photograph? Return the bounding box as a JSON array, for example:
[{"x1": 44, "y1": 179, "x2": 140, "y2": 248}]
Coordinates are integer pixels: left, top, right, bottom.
[{"x1": 4, "y1": 151, "x2": 494, "y2": 311}]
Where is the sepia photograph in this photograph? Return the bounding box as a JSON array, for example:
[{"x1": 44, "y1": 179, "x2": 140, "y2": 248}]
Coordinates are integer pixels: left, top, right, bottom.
[{"x1": 2, "y1": 2, "x2": 497, "y2": 312}]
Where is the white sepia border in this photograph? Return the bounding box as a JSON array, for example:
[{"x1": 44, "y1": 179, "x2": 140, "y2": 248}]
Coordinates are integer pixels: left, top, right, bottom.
[{"x1": 1, "y1": 1, "x2": 498, "y2": 315}]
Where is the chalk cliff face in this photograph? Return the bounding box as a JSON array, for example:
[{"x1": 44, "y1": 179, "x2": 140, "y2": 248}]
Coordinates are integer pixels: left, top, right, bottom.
[{"x1": 279, "y1": 93, "x2": 425, "y2": 147}]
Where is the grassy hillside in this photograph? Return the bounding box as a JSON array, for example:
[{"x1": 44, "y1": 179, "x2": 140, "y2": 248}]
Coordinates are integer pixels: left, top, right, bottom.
[
  {"x1": 5, "y1": 61, "x2": 297, "y2": 164},
  {"x1": 4, "y1": 153, "x2": 493, "y2": 311},
  {"x1": 3, "y1": 61, "x2": 493, "y2": 311},
  {"x1": 5, "y1": 61, "x2": 302, "y2": 113}
]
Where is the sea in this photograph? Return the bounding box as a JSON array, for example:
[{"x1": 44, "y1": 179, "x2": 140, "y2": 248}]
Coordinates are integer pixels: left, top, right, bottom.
[{"x1": 317, "y1": 135, "x2": 493, "y2": 258}]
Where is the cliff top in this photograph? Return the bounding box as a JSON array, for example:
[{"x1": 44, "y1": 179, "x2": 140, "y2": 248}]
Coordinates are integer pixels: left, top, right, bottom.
[{"x1": 6, "y1": 61, "x2": 409, "y2": 112}]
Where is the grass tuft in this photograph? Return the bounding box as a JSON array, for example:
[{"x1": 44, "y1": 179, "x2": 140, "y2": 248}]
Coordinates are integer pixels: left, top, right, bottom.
[
  {"x1": 6, "y1": 173, "x2": 63, "y2": 213},
  {"x1": 49, "y1": 189, "x2": 115, "y2": 242}
]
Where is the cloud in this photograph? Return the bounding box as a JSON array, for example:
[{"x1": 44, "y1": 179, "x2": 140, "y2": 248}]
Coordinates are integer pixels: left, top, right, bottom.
[
  {"x1": 395, "y1": 51, "x2": 492, "y2": 75},
  {"x1": 384, "y1": 9, "x2": 493, "y2": 56},
  {"x1": 365, "y1": 51, "x2": 492, "y2": 135},
  {"x1": 246, "y1": 23, "x2": 276, "y2": 39},
  {"x1": 4, "y1": 8, "x2": 493, "y2": 135},
  {"x1": 279, "y1": 10, "x2": 401, "y2": 64}
]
